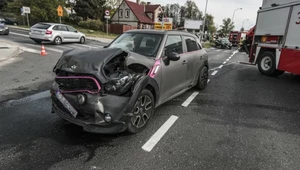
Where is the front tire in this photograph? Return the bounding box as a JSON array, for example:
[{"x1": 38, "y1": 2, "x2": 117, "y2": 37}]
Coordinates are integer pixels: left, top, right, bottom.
[
  {"x1": 196, "y1": 66, "x2": 209, "y2": 90},
  {"x1": 79, "y1": 36, "x2": 85, "y2": 44},
  {"x1": 127, "y1": 89, "x2": 155, "y2": 134},
  {"x1": 257, "y1": 51, "x2": 284, "y2": 76}
]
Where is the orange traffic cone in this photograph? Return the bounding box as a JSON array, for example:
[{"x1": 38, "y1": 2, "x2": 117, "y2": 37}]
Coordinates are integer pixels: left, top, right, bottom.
[{"x1": 40, "y1": 44, "x2": 47, "y2": 56}]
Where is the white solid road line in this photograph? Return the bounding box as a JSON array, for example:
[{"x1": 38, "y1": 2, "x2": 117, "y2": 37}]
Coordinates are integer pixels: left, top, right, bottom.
[
  {"x1": 142, "y1": 115, "x2": 179, "y2": 152},
  {"x1": 10, "y1": 32, "x2": 29, "y2": 37},
  {"x1": 211, "y1": 70, "x2": 218, "y2": 76},
  {"x1": 181, "y1": 92, "x2": 199, "y2": 107},
  {"x1": 20, "y1": 47, "x2": 40, "y2": 54}
]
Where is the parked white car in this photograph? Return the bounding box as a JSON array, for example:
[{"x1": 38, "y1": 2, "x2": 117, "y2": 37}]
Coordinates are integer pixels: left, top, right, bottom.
[{"x1": 29, "y1": 22, "x2": 86, "y2": 45}]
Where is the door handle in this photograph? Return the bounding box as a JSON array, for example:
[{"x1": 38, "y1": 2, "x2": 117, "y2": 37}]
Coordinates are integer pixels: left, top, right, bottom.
[{"x1": 182, "y1": 60, "x2": 188, "y2": 64}]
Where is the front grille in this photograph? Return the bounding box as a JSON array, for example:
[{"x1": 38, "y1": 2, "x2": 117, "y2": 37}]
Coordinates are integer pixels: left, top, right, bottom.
[{"x1": 55, "y1": 75, "x2": 101, "y2": 93}]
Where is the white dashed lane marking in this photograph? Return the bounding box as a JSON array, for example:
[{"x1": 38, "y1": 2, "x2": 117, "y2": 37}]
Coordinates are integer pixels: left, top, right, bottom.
[
  {"x1": 211, "y1": 70, "x2": 218, "y2": 76},
  {"x1": 142, "y1": 115, "x2": 179, "y2": 152}
]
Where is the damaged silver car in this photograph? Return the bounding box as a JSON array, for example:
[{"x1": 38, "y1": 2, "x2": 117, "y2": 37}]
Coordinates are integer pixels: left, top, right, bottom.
[{"x1": 50, "y1": 30, "x2": 209, "y2": 134}]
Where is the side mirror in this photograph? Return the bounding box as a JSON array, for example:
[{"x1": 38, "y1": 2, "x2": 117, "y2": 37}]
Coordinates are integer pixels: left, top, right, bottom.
[
  {"x1": 167, "y1": 52, "x2": 180, "y2": 61},
  {"x1": 74, "y1": 30, "x2": 78, "y2": 33}
]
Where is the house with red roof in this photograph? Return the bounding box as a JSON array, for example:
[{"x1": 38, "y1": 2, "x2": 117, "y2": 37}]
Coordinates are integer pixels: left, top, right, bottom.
[{"x1": 111, "y1": 0, "x2": 163, "y2": 29}]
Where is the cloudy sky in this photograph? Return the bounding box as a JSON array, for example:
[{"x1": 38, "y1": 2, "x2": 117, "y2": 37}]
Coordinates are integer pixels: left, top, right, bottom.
[{"x1": 148, "y1": 0, "x2": 263, "y2": 31}]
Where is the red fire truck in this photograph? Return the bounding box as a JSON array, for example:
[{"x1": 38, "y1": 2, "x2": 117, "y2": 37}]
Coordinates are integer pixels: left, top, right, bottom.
[
  {"x1": 248, "y1": 0, "x2": 300, "y2": 76},
  {"x1": 229, "y1": 31, "x2": 239, "y2": 46}
]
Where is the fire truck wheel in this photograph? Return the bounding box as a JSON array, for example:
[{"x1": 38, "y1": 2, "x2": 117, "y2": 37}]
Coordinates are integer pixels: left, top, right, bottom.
[{"x1": 257, "y1": 51, "x2": 284, "y2": 76}]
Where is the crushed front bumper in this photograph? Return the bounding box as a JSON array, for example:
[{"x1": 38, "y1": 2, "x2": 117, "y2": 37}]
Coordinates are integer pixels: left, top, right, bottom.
[{"x1": 51, "y1": 91, "x2": 132, "y2": 134}]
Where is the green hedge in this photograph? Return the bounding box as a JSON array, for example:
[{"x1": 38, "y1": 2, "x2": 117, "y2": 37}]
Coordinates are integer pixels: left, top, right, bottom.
[{"x1": 78, "y1": 20, "x2": 103, "y2": 30}]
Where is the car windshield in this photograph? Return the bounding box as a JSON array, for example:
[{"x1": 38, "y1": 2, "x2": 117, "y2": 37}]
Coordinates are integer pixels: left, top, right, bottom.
[
  {"x1": 221, "y1": 39, "x2": 230, "y2": 43},
  {"x1": 108, "y1": 32, "x2": 164, "y2": 57}
]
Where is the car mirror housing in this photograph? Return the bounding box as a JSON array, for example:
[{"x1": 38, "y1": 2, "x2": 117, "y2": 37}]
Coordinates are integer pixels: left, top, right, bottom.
[{"x1": 167, "y1": 52, "x2": 180, "y2": 61}]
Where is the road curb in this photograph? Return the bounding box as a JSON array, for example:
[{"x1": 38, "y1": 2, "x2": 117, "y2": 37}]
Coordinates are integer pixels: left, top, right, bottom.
[{"x1": 0, "y1": 40, "x2": 20, "y2": 62}]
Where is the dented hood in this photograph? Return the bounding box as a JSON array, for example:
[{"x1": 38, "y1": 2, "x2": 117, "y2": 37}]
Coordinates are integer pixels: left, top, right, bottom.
[{"x1": 53, "y1": 48, "x2": 155, "y2": 83}]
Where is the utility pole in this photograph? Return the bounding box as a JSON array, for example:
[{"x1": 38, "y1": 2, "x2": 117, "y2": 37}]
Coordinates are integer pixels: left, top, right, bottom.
[{"x1": 201, "y1": 0, "x2": 208, "y2": 42}]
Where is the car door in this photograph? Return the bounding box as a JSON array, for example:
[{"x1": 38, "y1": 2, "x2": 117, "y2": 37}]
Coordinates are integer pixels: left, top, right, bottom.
[
  {"x1": 56, "y1": 25, "x2": 70, "y2": 42},
  {"x1": 66, "y1": 25, "x2": 80, "y2": 42},
  {"x1": 159, "y1": 35, "x2": 188, "y2": 101},
  {"x1": 182, "y1": 35, "x2": 205, "y2": 87}
]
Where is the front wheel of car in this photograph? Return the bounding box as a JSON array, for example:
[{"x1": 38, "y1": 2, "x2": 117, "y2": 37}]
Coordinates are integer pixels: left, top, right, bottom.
[
  {"x1": 79, "y1": 36, "x2": 85, "y2": 44},
  {"x1": 127, "y1": 89, "x2": 155, "y2": 134},
  {"x1": 196, "y1": 66, "x2": 209, "y2": 90}
]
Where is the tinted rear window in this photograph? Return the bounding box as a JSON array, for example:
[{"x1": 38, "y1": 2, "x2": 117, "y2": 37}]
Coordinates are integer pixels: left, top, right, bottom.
[{"x1": 32, "y1": 23, "x2": 51, "y2": 29}]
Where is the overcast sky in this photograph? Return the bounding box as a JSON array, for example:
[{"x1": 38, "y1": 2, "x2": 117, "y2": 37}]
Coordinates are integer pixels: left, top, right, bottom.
[{"x1": 148, "y1": 0, "x2": 263, "y2": 31}]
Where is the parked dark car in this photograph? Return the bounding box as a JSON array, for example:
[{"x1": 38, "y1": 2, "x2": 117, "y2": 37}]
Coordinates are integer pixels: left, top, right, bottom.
[
  {"x1": 0, "y1": 23, "x2": 9, "y2": 35},
  {"x1": 0, "y1": 17, "x2": 18, "y2": 25},
  {"x1": 50, "y1": 30, "x2": 209, "y2": 134},
  {"x1": 215, "y1": 38, "x2": 232, "y2": 49}
]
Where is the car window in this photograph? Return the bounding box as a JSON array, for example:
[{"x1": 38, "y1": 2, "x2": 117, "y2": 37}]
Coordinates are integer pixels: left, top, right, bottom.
[
  {"x1": 53, "y1": 26, "x2": 58, "y2": 30},
  {"x1": 32, "y1": 23, "x2": 51, "y2": 29},
  {"x1": 140, "y1": 37, "x2": 156, "y2": 48},
  {"x1": 67, "y1": 26, "x2": 76, "y2": 32},
  {"x1": 164, "y1": 35, "x2": 183, "y2": 56},
  {"x1": 183, "y1": 36, "x2": 199, "y2": 52},
  {"x1": 58, "y1": 25, "x2": 68, "y2": 31}
]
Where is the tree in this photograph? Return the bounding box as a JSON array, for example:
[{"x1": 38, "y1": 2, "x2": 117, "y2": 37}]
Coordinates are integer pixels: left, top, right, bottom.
[
  {"x1": 163, "y1": 3, "x2": 181, "y2": 26},
  {"x1": 184, "y1": 0, "x2": 202, "y2": 20},
  {"x1": 204, "y1": 14, "x2": 216, "y2": 38},
  {"x1": 0, "y1": 0, "x2": 13, "y2": 11},
  {"x1": 217, "y1": 18, "x2": 234, "y2": 37},
  {"x1": 74, "y1": 0, "x2": 106, "y2": 20},
  {"x1": 240, "y1": 27, "x2": 244, "y2": 32},
  {"x1": 105, "y1": 0, "x2": 122, "y2": 9},
  {"x1": 7, "y1": 0, "x2": 65, "y2": 24}
]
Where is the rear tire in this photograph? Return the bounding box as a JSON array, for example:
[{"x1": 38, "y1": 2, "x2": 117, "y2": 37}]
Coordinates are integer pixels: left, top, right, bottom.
[
  {"x1": 127, "y1": 89, "x2": 155, "y2": 134},
  {"x1": 196, "y1": 66, "x2": 209, "y2": 90},
  {"x1": 257, "y1": 51, "x2": 285, "y2": 76},
  {"x1": 53, "y1": 36, "x2": 62, "y2": 45}
]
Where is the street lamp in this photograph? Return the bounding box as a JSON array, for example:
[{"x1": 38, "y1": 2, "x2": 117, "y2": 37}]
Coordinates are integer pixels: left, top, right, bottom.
[
  {"x1": 232, "y1": 8, "x2": 242, "y2": 23},
  {"x1": 201, "y1": 0, "x2": 209, "y2": 42},
  {"x1": 242, "y1": 19, "x2": 249, "y2": 29}
]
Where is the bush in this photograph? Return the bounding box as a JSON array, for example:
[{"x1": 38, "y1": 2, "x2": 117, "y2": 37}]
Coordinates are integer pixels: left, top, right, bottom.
[{"x1": 78, "y1": 19, "x2": 103, "y2": 30}]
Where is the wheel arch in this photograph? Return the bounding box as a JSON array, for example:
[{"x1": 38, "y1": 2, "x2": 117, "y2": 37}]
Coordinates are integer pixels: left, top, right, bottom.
[{"x1": 255, "y1": 47, "x2": 276, "y2": 64}]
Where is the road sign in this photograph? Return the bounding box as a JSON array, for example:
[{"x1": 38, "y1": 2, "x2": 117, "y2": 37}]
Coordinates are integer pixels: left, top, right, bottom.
[
  {"x1": 105, "y1": 10, "x2": 110, "y2": 16},
  {"x1": 22, "y1": 6, "x2": 31, "y2": 14},
  {"x1": 154, "y1": 22, "x2": 172, "y2": 30},
  {"x1": 57, "y1": 5, "x2": 63, "y2": 17},
  {"x1": 104, "y1": 16, "x2": 111, "y2": 19}
]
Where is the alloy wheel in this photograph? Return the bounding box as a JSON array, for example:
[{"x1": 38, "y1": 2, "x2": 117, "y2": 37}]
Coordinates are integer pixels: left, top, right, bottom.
[{"x1": 131, "y1": 95, "x2": 153, "y2": 128}]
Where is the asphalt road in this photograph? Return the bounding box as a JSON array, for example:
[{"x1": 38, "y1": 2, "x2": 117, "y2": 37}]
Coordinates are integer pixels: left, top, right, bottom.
[
  {"x1": 1, "y1": 28, "x2": 300, "y2": 170},
  {"x1": 0, "y1": 28, "x2": 108, "y2": 102}
]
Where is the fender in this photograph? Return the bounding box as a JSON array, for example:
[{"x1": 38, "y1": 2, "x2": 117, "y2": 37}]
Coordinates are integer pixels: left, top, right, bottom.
[{"x1": 124, "y1": 75, "x2": 150, "y2": 113}]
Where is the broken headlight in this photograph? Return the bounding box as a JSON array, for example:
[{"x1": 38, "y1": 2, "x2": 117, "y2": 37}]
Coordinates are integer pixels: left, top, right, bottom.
[{"x1": 104, "y1": 75, "x2": 135, "y2": 95}]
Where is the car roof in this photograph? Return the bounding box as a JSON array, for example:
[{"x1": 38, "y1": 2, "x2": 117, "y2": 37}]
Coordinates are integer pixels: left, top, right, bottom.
[
  {"x1": 35, "y1": 22, "x2": 71, "y2": 27},
  {"x1": 125, "y1": 29, "x2": 197, "y2": 37}
]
